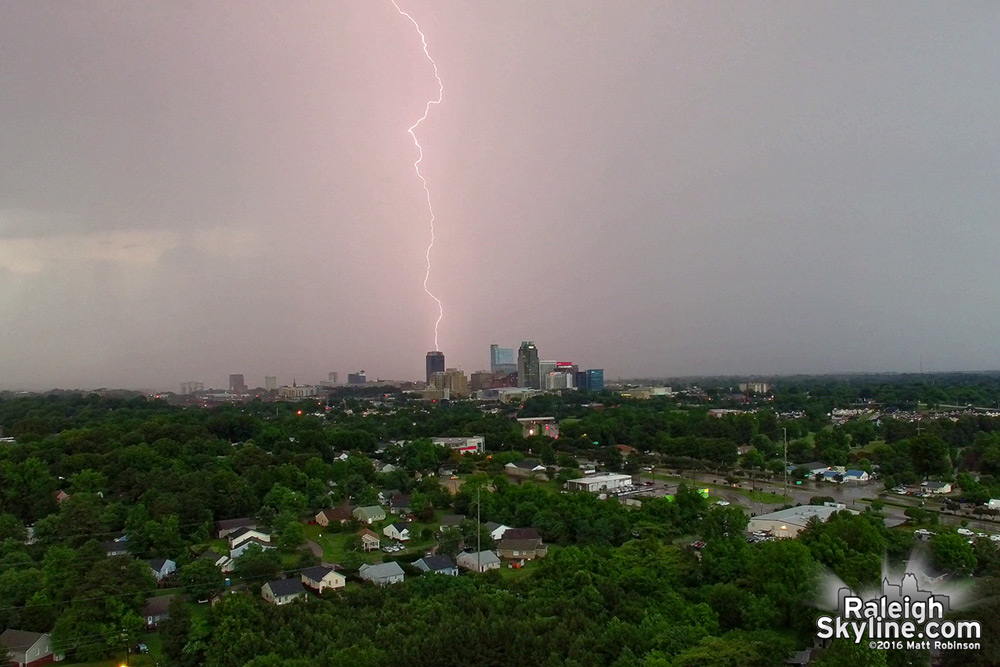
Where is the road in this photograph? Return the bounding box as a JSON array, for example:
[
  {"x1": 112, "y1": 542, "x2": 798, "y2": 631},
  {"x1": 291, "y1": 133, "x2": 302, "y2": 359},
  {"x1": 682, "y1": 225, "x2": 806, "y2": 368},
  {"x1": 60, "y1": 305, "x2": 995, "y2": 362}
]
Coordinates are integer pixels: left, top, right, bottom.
[{"x1": 646, "y1": 467, "x2": 1000, "y2": 534}]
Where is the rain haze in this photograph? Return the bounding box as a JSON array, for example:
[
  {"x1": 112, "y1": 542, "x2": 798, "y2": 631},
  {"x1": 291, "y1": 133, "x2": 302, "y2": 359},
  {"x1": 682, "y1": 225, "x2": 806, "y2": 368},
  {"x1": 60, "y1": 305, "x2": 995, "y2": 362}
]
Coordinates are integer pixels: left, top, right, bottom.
[{"x1": 1, "y1": 1, "x2": 998, "y2": 390}]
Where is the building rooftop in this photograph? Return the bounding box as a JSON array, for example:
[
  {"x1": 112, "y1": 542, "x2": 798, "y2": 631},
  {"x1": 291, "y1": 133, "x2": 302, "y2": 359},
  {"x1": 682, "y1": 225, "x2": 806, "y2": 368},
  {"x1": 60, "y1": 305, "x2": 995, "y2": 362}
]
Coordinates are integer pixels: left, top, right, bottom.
[{"x1": 753, "y1": 505, "x2": 853, "y2": 527}]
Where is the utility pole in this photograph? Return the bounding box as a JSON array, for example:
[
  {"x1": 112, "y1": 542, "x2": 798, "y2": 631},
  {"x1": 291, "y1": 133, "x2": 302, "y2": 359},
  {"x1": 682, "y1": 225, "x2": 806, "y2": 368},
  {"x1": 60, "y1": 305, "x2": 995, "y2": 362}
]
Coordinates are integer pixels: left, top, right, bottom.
[
  {"x1": 476, "y1": 486, "x2": 481, "y2": 572},
  {"x1": 783, "y1": 427, "x2": 788, "y2": 504}
]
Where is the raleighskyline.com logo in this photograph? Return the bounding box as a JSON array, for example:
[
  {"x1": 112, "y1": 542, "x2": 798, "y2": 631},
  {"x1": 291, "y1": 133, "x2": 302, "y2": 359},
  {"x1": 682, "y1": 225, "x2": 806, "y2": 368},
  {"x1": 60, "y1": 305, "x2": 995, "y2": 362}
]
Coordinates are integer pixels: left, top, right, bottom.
[{"x1": 815, "y1": 566, "x2": 981, "y2": 652}]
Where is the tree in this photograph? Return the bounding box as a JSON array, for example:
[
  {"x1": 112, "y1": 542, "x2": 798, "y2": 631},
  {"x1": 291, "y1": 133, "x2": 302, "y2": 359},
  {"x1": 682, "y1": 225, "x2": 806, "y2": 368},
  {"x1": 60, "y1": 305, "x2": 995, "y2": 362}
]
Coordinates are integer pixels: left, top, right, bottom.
[
  {"x1": 701, "y1": 505, "x2": 749, "y2": 540},
  {"x1": 233, "y1": 544, "x2": 282, "y2": 583},
  {"x1": 162, "y1": 595, "x2": 192, "y2": 665},
  {"x1": 930, "y1": 533, "x2": 976, "y2": 575},
  {"x1": 179, "y1": 559, "x2": 225, "y2": 600}
]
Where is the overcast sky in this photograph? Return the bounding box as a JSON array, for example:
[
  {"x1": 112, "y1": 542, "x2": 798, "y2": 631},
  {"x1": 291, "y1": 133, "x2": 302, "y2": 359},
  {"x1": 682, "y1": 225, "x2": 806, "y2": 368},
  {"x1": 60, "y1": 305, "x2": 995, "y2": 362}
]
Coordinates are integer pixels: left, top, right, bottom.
[{"x1": 1, "y1": 1, "x2": 998, "y2": 390}]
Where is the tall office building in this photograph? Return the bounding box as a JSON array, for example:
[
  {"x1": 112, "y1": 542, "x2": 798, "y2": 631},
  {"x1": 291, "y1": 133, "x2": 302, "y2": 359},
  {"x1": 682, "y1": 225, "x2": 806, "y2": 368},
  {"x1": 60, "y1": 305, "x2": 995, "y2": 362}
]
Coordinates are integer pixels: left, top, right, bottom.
[
  {"x1": 538, "y1": 360, "x2": 557, "y2": 383},
  {"x1": 517, "y1": 341, "x2": 540, "y2": 389},
  {"x1": 426, "y1": 351, "x2": 445, "y2": 384},
  {"x1": 229, "y1": 374, "x2": 247, "y2": 393},
  {"x1": 347, "y1": 371, "x2": 367, "y2": 385},
  {"x1": 180, "y1": 381, "x2": 203, "y2": 395},
  {"x1": 489, "y1": 344, "x2": 517, "y2": 374},
  {"x1": 576, "y1": 369, "x2": 604, "y2": 393},
  {"x1": 264, "y1": 376, "x2": 277, "y2": 391},
  {"x1": 328, "y1": 372, "x2": 339, "y2": 385}
]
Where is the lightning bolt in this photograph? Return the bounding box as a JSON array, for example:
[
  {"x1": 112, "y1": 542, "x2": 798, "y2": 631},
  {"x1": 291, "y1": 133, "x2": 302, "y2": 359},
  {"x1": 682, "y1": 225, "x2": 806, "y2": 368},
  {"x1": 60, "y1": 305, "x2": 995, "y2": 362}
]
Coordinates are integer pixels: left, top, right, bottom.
[{"x1": 390, "y1": 0, "x2": 444, "y2": 352}]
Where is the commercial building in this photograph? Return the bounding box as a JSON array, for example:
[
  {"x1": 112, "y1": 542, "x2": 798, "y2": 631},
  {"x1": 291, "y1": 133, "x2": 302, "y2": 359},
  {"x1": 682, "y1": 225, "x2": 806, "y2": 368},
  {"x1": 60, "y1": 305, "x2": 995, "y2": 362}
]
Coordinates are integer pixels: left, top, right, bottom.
[
  {"x1": 180, "y1": 381, "x2": 203, "y2": 395},
  {"x1": 229, "y1": 374, "x2": 247, "y2": 393},
  {"x1": 517, "y1": 341, "x2": 540, "y2": 389},
  {"x1": 490, "y1": 344, "x2": 517, "y2": 374},
  {"x1": 426, "y1": 351, "x2": 445, "y2": 384},
  {"x1": 347, "y1": 371, "x2": 367, "y2": 385},
  {"x1": 747, "y1": 505, "x2": 852, "y2": 538},
  {"x1": 576, "y1": 369, "x2": 604, "y2": 392},
  {"x1": 264, "y1": 376, "x2": 277, "y2": 391},
  {"x1": 429, "y1": 368, "x2": 469, "y2": 398},
  {"x1": 565, "y1": 473, "x2": 634, "y2": 493},
  {"x1": 432, "y1": 436, "x2": 485, "y2": 455},
  {"x1": 470, "y1": 371, "x2": 494, "y2": 392}
]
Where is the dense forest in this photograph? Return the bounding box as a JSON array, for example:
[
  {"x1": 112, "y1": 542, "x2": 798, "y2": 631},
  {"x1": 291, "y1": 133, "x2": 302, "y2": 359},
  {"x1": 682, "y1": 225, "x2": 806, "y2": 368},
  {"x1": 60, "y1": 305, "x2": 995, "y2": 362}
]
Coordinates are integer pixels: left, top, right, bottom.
[{"x1": 0, "y1": 392, "x2": 998, "y2": 665}]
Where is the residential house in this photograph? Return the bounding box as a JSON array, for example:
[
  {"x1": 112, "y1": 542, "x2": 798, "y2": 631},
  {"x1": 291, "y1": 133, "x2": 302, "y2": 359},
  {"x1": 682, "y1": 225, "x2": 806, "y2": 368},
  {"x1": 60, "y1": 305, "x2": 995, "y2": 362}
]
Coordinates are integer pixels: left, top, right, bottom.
[
  {"x1": 504, "y1": 460, "x2": 547, "y2": 479},
  {"x1": 316, "y1": 505, "x2": 355, "y2": 527},
  {"x1": 359, "y1": 528, "x2": 381, "y2": 552},
  {"x1": 497, "y1": 537, "x2": 548, "y2": 561},
  {"x1": 389, "y1": 494, "x2": 411, "y2": 515},
  {"x1": 227, "y1": 527, "x2": 271, "y2": 549},
  {"x1": 102, "y1": 537, "x2": 130, "y2": 557},
  {"x1": 381, "y1": 463, "x2": 400, "y2": 474},
  {"x1": 230, "y1": 537, "x2": 275, "y2": 560},
  {"x1": 378, "y1": 489, "x2": 402, "y2": 505},
  {"x1": 300, "y1": 566, "x2": 346, "y2": 593},
  {"x1": 353, "y1": 506, "x2": 386, "y2": 524},
  {"x1": 54, "y1": 490, "x2": 70, "y2": 504},
  {"x1": 439, "y1": 514, "x2": 465, "y2": 532},
  {"x1": 383, "y1": 522, "x2": 410, "y2": 542},
  {"x1": 142, "y1": 595, "x2": 177, "y2": 628},
  {"x1": 502, "y1": 527, "x2": 540, "y2": 541},
  {"x1": 261, "y1": 578, "x2": 306, "y2": 605},
  {"x1": 484, "y1": 522, "x2": 510, "y2": 541},
  {"x1": 457, "y1": 550, "x2": 501, "y2": 573},
  {"x1": 820, "y1": 470, "x2": 843, "y2": 484},
  {"x1": 922, "y1": 481, "x2": 952, "y2": 494},
  {"x1": 215, "y1": 517, "x2": 258, "y2": 539},
  {"x1": 146, "y1": 558, "x2": 177, "y2": 582},
  {"x1": 843, "y1": 470, "x2": 870, "y2": 482},
  {"x1": 0, "y1": 629, "x2": 60, "y2": 667},
  {"x1": 615, "y1": 445, "x2": 637, "y2": 456},
  {"x1": 200, "y1": 551, "x2": 234, "y2": 573},
  {"x1": 414, "y1": 555, "x2": 458, "y2": 576},
  {"x1": 358, "y1": 561, "x2": 405, "y2": 586}
]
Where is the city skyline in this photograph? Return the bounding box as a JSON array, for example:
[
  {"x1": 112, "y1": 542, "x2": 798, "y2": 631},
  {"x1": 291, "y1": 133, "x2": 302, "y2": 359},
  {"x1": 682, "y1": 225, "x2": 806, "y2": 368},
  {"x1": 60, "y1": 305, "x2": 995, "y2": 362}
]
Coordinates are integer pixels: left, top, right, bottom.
[{"x1": 1, "y1": 2, "x2": 998, "y2": 390}]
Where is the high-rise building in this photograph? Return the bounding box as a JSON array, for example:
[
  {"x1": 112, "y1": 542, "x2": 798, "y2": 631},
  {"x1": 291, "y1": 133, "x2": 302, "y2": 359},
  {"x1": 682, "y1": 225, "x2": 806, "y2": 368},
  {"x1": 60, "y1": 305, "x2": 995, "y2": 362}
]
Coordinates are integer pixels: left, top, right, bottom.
[
  {"x1": 538, "y1": 360, "x2": 557, "y2": 383},
  {"x1": 328, "y1": 372, "x2": 339, "y2": 385},
  {"x1": 470, "y1": 371, "x2": 494, "y2": 392},
  {"x1": 180, "y1": 381, "x2": 204, "y2": 395},
  {"x1": 430, "y1": 368, "x2": 468, "y2": 397},
  {"x1": 264, "y1": 376, "x2": 277, "y2": 391},
  {"x1": 229, "y1": 374, "x2": 247, "y2": 393},
  {"x1": 490, "y1": 344, "x2": 517, "y2": 374},
  {"x1": 576, "y1": 369, "x2": 604, "y2": 393},
  {"x1": 426, "y1": 351, "x2": 445, "y2": 385},
  {"x1": 517, "y1": 341, "x2": 540, "y2": 389},
  {"x1": 347, "y1": 371, "x2": 367, "y2": 385}
]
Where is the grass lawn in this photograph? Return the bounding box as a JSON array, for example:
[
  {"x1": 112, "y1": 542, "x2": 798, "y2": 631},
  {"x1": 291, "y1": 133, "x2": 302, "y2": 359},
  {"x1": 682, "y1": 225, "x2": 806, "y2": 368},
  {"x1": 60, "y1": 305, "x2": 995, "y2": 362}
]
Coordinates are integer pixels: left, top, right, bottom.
[
  {"x1": 303, "y1": 514, "x2": 441, "y2": 569},
  {"x1": 651, "y1": 473, "x2": 785, "y2": 505}
]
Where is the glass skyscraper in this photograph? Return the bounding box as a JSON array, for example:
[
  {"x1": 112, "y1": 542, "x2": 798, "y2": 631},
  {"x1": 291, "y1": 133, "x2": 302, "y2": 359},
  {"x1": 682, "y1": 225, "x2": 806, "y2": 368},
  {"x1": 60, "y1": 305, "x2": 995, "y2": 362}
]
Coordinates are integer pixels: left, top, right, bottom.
[{"x1": 426, "y1": 351, "x2": 445, "y2": 384}]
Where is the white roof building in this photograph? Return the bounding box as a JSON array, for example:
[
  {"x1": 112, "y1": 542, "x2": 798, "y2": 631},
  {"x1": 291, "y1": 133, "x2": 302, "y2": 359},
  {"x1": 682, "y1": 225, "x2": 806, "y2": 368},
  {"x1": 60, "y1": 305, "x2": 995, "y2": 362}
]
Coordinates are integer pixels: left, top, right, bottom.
[
  {"x1": 565, "y1": 473, "x2": 633, "y2": 493},
  {"x1": 747, "y1": 505, "x2": 856, "y2": 538}
]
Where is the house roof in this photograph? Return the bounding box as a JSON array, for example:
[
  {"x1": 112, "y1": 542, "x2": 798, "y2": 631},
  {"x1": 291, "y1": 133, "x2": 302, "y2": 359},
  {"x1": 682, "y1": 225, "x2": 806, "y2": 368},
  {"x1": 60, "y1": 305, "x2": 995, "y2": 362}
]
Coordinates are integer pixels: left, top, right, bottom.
[
  {"x1": 499, "y1": 538, "x2": 544, "y2": 551},
  {"x1": 301, "y1": 566, "x2": 337, "y2": 582},
  {"x1": 233, "y1": 537, "x2": 271, "y2": 550},
  {"x1": 389, "y1": 522, "x2": 409, "y2": 532},
  {"x1": 266, "y1": 578, "x2": 305, "y2": 597},
  {"x1": 355, "y1": 505, "x2": 384, "y2": 516},
  {"x1": 844, "y1": 469, "x2": 867, "y2": 477},
  {"x1": 923, "y1": 481, "x2": 949, "y2": 489},
  {"x1": 390, "y1": 494, "x2": 411, "y2": 507},
  {"x1": 440, "y1": 514, "x2": 464, "y2": 526},
  {"x1": 460, "y1": 550, "x2": 501, "y2": 566},
  {"x1": 502, "y1": 527, "x2": 540, "y2": 540},
  {"x1": 143, "y1": 595, "x2": 177, "y2": 617},
  {"x1": 360, "y1": 561, "x2": 405, "y2": 579},
  {"x1": 215, "y1": 517, "x2": 255, "y2": 531},
  {"x1": 318, "y1": 505, "x2": 355, "y2": 521},
  {"x1": 380, "y1": 489, "x2": 402, "y2": 499},
  {"x1": 0, "y1": 629, "x2": 46, "y2": 651},
  {"x1": 509, "y1": 459, "x2": 544, "y2": 470},
  {"x1": 228, "y1": 526, "x2": 266, "y2": 541},
  {"x1": 147, "y1": 558, "x2": 173, "y2": 572},
  {"x1": 359, "y1": 528, "x2": 380, "y2": 540},
  {"x1": 484, "y1": 521, "x2": 504, "y2": 533},
  {"x1": 417, "y1": 555, "x2": 455, "y2": 571}
]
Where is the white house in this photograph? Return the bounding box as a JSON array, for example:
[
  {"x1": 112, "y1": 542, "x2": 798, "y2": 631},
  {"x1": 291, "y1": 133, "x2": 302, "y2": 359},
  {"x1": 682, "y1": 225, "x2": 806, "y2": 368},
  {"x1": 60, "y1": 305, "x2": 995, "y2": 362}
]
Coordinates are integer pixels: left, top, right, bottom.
[
  {"x1": 457, "y1": 550, "x2": 501, "y2": 573},
  {"x1": 922, "y1": 481, "x2": 952, "y2": 494},
  {"x1": 0, "y1": 629, "x2": 61, "y2": 667},
  {"x1": 484, "y1": 522, "x2": 510, "y2": 541},
  {"x1": 843, "y1": 469, "x2": 870, "y2": 482},
  {"x1": 300, "y1": 566, "x2": 346, "y2": 593},
  {"x1": 565, "y1": 474, "x2": 633, "y2": 493},
  {"x1": 231, "y1": 538, "x2": 275, "y2": 560},
  {"x1": 987, "y1": 499, "x2": 1000, "y2": 510},
  {"x1": 383, "y1": 522, "x2": 411, "y2": 542},
  {"x1": 261, "y1": 578, "x2": 305, "y2": 605},
  {"x1": 146, "y1": 558, "x2": 177, "y2": 582},
  {"x1": 227, "y1": 527, "x2": 271, "y2": 549},
  {"x1": 359, "y1": 561, "x2": 405, "y2": 586}
]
